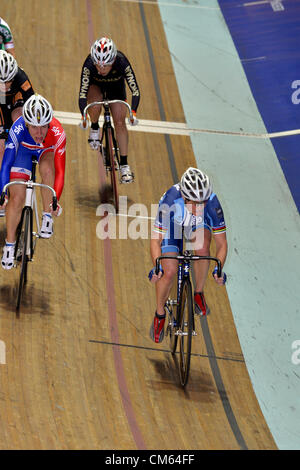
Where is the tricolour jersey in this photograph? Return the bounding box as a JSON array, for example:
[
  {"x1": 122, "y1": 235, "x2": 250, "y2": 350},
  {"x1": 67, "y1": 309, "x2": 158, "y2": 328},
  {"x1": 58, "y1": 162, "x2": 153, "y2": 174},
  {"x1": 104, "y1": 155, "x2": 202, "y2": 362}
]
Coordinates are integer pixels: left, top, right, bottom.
[
  {"x1": 153, "y1": 184, "x2": 226, "y2": 240},
  {"x1": 79, "y1": 51, "x2": 140, "y2": 115},
  {"x1": 0, "y1": 18, "x2": 14, "y2": 51},
  {"x1": 0, "y1": 116, "x2": 66, "y2": 200}
]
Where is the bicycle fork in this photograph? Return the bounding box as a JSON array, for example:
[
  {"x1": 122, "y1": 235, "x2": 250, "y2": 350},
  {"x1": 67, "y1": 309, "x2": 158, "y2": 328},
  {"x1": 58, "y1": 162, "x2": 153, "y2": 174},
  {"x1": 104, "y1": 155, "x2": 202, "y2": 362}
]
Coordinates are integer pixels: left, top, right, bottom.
[
  {"x1": 21, "y1": 185, "x2": 35, "y2": 259},
  {"x1": 166, "y1": 261, "x2": 197, "y2": 337}
]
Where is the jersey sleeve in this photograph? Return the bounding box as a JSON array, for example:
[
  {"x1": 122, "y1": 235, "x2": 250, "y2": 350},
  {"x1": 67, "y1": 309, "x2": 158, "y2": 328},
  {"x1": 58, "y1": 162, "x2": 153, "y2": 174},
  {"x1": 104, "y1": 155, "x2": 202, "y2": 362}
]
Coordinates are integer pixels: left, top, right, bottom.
[
  {"x1": 12, "y1": 69, "x2": 34, "y2": 109},
  {"x1": 78, "y1": 56, "x2": 92, "y2": 116},
  {"x1": 153, "y1": 186, "x2": 181, "y2": 235},
  {"x1": 207, "y1": 194, "x2": 226, "y2": 235},
  {"x1": 120, "y1": 53, "x2": 140, "y2": 113},
  {"x1": 53, "y1": 128, "x2": 66, "y2": 201},
  {"x1": 0, "y1": 121, "x2": 22, "y2": 193}
]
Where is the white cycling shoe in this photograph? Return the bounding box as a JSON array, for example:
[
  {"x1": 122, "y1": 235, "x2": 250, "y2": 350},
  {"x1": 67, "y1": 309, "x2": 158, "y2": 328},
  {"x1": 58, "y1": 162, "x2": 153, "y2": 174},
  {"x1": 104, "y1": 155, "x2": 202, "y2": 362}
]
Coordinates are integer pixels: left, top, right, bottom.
[
  {"x1": 40, "y1": 214, "x2": 53, "y2": 239},
  {"x1": 1, "y1": 242, "x2": 15, "y2": 270},
  {"x1": 88, "y1": 128, "x2": 100, "y2": 150},
  {"x1": 120, "y1": 165, "x2": 134, "y2": 183}
]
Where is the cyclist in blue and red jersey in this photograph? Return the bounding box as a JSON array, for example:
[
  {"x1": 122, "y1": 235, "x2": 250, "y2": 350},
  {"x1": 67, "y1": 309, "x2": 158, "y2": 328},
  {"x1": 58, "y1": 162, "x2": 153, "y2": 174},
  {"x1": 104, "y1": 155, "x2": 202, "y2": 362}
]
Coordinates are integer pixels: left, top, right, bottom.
[
  {"x1": 0, "y1": 94, "x2": 66, "y2": 270},
  {"x1": 78, "y1": 37, "x2": 140, "y2": 183},
  {"x1": 148, "y1": 167, "x2": 228, "y2": 343}
]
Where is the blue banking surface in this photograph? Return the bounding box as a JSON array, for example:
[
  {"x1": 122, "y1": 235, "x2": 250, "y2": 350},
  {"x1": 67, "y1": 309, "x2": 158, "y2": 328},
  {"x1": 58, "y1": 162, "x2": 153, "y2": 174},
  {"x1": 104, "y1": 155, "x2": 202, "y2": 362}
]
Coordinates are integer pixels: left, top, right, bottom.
[{"x1": 218, "y1": 0, "x2": 300, "y2": 213}]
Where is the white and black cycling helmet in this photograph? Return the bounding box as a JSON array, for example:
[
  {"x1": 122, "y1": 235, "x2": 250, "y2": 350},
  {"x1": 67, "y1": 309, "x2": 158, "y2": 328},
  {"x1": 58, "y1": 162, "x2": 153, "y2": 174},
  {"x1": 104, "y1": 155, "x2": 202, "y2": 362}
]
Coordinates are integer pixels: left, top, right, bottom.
[
  {"x1": 91, "y1": 37, "x2": 117, "y2": 66},
  {"x1": 23, "y1": 94, "x2": 53, "y2": 126},
  {"x1": 0, "y1": 50, "x2": 18, "y2": 82},
  {"x1": 180, "y1": 167, "x2": 212, "y2": 202}
]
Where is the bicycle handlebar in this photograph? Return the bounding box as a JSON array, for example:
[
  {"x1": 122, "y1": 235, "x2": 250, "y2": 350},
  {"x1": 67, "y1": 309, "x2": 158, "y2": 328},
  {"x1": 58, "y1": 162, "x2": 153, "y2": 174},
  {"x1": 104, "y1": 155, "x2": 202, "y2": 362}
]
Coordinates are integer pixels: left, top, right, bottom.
[
  {"x1": 0, "y1": 181, "x2": 57, "y2": 211},
  {"x1": 155, "y1": 254, "x2": 222, "y2": 278},
  {"x1": 83, "y1": 100, "x2": 133, "y2": 124}
]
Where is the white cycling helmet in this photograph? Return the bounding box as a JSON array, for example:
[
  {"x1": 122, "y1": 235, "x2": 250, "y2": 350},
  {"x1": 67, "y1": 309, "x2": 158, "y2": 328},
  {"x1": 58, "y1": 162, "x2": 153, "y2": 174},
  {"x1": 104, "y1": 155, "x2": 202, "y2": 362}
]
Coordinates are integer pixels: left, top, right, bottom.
[
  {"x1": 23, "y1": 94, "x2": 53, "y2": 126},
  {"x1": 0, "y1": 50, "x2": 18, "y2": 82},
  {"x1": 91, "y1": 37, "x2": 117, "y2": 66},
  {"x1": 180, "y1": 167, "x2": 212, "y2": 202}
]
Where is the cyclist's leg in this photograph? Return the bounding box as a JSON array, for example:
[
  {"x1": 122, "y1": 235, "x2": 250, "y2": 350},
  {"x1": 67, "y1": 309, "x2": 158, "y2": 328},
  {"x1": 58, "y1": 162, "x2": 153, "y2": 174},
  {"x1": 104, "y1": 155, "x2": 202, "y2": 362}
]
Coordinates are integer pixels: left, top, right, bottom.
[
  {"x1": 87, "y1": 84, "x2": 103, "y2": 122},
  {"x1": 108, "y1": 84, "x2": 134, "y2": 182},
  {"x1": 110, "y1": 101, "x2": 133, "y2": 182},
  {"x1": 150, "y1": 235, "x2": 181, "y2": 343},
  {"x1": 191, "y1": 226, "x2": 212, "y2": 315},
  {"x1": 5, "y1": 182, "x2": 26, "y2": 243},
  {"x1": 109, "y1": 101, "x2": 128, "y2": 158},
  {"x1": 39, "y1": 151, "x2": 55, "y2": 211},
  {"x1": 155, "y1": 252, "x2": 179, "y2": 316},
  {"x1": 38, "y1": 151, "x2": 56, "y2": 238},
  {"x1": 86, "y1": 85, "x2": 103, "y2": 149}
]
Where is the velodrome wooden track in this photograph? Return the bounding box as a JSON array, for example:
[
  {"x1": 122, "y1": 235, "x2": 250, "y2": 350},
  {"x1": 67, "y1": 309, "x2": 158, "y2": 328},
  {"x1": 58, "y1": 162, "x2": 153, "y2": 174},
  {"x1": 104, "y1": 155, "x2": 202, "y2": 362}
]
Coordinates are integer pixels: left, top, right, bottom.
[{"x1": 0, "y1": 1, "x2": 277, "y2": 450}]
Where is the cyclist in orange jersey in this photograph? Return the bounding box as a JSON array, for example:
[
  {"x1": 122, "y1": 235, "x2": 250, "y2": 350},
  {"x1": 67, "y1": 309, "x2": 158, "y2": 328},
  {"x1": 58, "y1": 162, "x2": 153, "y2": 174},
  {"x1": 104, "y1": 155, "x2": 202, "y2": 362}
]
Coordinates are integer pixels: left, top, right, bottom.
[{"x1": 0, "y1": 50, "x2": 34, "y2": 178}]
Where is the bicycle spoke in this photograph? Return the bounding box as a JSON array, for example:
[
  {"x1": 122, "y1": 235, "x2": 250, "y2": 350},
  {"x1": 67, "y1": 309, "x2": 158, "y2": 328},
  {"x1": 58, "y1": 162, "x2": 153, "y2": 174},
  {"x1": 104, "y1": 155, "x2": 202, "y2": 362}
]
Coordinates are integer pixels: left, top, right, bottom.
[
  {"x1": 107, "y1": 127, "x2": 119, "y2": 213},
  {"x1": 178, "y1": 278, "x2": 193, "y2": 387},
  {"x1": 16, "y1": 208, "x2": 31, "y2": 315}
]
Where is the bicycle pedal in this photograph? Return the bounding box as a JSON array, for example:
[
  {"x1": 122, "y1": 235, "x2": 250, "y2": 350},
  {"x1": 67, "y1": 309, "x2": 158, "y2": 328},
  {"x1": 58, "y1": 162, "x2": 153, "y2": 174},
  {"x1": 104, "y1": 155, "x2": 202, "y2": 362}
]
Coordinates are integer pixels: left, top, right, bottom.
[
  {"x1": 166, "y1": 299, "x2": 178, "y2": 307},
  {"x1": 175, "y1": 330, "x2": 188, "y2": 336}
]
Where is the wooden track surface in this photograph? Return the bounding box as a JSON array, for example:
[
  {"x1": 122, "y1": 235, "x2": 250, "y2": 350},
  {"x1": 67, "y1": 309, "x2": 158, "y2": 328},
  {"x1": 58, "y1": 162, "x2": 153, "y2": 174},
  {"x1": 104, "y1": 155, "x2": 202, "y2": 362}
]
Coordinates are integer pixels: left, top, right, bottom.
[{"x1": 0, "y1": 1, "x2": 277, "y2": 450}]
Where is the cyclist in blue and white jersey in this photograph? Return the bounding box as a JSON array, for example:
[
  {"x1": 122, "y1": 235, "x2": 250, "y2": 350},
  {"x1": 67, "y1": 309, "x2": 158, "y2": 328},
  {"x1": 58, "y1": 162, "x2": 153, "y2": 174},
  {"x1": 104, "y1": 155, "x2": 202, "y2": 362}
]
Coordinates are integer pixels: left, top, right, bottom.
[{"x1": 148, "y1": 167, "x2": 228, "y2": 343}]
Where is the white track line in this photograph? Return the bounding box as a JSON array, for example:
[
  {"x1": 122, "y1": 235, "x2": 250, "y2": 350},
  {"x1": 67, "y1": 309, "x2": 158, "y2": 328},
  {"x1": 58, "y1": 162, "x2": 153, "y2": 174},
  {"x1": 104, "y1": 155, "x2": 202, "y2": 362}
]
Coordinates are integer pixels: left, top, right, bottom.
[
  {"x1": 243, "y1": 0, "x2": 285, "y2": 8},
  {"x1": 0, "y1": 341, "x2": 6, "y2": 365},
  {"x1": 54, "y1": 110, "x2": 300, "y2": 140},
  {"x1": 108, "y1": 212, "x2": 155, "y2": 220},
  {"x1": 116, "y1": 0, "x2": 219, "y2": 9}
]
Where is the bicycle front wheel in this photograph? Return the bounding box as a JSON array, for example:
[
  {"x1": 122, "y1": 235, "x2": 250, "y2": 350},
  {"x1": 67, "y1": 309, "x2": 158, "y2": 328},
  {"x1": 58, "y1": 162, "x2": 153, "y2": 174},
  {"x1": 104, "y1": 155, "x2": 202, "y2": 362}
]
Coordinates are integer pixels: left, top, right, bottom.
[
  {"x1": 178, "y1": 277, "x2": 194, "y2": 387},
  {"x1": 15, "y1": 208, "x2": 31, "y2": 315},
  {"x1": 167, "y1": 278, "x2": 179, "y2": 354},
  {"x1": 107, "y1": 127, "x2": 119, "y2": 213}
]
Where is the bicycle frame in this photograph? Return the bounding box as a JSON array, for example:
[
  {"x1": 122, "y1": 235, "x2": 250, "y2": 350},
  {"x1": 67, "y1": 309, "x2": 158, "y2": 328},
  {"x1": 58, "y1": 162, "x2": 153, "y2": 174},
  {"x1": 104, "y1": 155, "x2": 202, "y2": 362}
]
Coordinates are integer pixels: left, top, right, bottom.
[
  {"x1": 0, "y1": 158, "x2": 57, "y2": 314},
  {"x1": 83, "y1": 99, "x2": 133, "y2": 213},
  {"x1": 2, "y1": 178, "x2": 57, "y2": 260},
  {"x1": 155, "y1": 251, "x2": 222, "y2": 387}
]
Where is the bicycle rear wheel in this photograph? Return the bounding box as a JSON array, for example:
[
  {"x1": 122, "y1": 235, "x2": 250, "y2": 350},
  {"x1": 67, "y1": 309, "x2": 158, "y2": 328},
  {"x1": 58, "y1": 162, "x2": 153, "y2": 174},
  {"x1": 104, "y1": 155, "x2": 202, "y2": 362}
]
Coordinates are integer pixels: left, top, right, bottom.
[
  {"x1": 15, "y1": 208, "x2": 31, "y2": 315},
  {"x1": 107, "y1": 127, "x2": 119, "y2": 213},
  {"x1": 178, "y1": 277, "x2": 194, "y2": 387}
]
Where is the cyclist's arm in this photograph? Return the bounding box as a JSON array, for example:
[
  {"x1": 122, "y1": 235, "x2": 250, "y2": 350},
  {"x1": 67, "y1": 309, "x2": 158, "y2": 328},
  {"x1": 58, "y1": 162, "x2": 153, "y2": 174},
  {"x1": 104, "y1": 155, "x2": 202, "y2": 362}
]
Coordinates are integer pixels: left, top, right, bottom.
[
  {"x1": 53, "y1": 131, "x2": 66, "y2": 201},
  {"x1": 0, "y1": 130, "x2": 18, "y2": 193},
  {"x1": 121, "y1": 55, "x2": 140, "y2": 113},
  {"x1": 150, "y1": 231, "x2": 164, "y2": 266},
  {"x1": 11, "y1": 70, "x2": 34, "y2": 112},
  {"x1": 213, "y1": 231, "x2": 228, "y2": 269},
  {"x1": 78, "y1": 58, "x2": 92, "y2": 116}
]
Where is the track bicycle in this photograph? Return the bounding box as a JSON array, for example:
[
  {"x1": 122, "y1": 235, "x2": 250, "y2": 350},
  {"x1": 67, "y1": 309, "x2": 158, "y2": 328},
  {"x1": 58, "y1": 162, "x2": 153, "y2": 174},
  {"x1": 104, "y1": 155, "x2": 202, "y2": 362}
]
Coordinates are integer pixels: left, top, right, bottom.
[
  {"x1": 83, "y1": 99, "x2": 134, "y2": 213},
  {"x1": 155, "y1": 251, "x2": 222, "y2": 387},
  {"x1": 0, "y1": 156, "x2": 57, "y2": 315}
]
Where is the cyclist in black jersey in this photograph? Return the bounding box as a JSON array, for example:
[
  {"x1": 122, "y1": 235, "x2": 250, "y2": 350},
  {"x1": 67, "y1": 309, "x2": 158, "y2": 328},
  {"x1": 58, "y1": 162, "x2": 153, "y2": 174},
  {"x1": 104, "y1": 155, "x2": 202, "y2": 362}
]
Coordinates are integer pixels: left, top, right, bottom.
[
  {"x1": 0, "y1": 50, "x2": 34, "y2": 172},
  {"x1": 79, "y1": 37, "x2": 140, "y2": 183}
]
